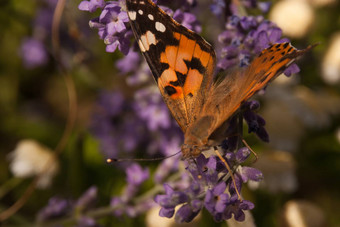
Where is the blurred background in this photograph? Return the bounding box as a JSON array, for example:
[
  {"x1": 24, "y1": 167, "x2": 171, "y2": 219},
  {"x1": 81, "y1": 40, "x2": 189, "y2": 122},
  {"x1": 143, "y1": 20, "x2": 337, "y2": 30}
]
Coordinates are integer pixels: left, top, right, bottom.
[{"x1": 0, "y1": 0, "x2": 339, "y2": 226}]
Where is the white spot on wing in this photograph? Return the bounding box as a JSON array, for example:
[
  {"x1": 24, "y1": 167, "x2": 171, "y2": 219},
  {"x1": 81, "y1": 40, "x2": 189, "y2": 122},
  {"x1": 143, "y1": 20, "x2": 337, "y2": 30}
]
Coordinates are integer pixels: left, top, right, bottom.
[
  {"x1": 146, "y1": 31, "x2": 156, "y2": 46},
  {"x1": 138, "y1": 9, "x2": 143, "y2": 15},
  {"x1": 148, "y1": 14, "x2": 154, "y2": 21},
  {"x1": 138, "y1": 31, "x2": 157, "y2": 52},
  {"x1": 155, "y1": 22, "x2": 166, "y2": 32},
  {"x1": 138, "y1": 39, "x2": 146, "y2": 52},
  {"x1": 128, "y1": 11, "x2": 136, "y2": 20}
]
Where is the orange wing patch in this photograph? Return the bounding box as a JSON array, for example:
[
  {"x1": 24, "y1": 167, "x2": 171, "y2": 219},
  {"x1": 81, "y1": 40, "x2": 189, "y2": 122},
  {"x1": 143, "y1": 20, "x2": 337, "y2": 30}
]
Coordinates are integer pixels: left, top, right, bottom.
[
  {"x1": 242, "y1": 42, "x2": 315, "y2": 101},
  {"x1": 158, "y1": 32, "x2": 213, "y2": 100}
]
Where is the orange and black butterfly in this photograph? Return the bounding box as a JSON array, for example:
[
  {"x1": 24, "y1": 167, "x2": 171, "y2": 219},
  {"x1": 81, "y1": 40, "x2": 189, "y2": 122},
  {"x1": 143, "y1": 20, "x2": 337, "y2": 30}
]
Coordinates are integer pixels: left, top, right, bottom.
[{"x1": 126, "y1": 0, "x2": 313, "y2": 159}]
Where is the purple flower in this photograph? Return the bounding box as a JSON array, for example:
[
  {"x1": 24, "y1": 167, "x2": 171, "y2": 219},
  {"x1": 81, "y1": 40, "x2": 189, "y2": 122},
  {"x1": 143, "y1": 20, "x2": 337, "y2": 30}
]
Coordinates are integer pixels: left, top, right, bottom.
[
  {"x1": 78, "y1": 0, "x2": 105, "y2": 13},
  {"x1": 98, "y1": 90, "x2": 125, "y2": 116},
  {"x1": 111, "y1": 163, "x2": 152, "y2": 217},
  {"x1": 82, "y1": 1, "x2": 131, "y2": 54},
  {"x1": 175, "y1": 204, "x2": 200, "y2": 223},
  {"x1": 134, "y1": 87, "x2": 172, "y2": 131},
  {"x1": 116, "y1": 49, "x2": 141, "y2": 74},
  {"x1": 258, "y1": 2, "x2": 271, "y2": 13},
  {"x1": 154, "y1": 149, "x2": 181, "y2": 183},
  {"x1": 173, "y1": 10, "x2": 201, "y2": 33},
  {"x1": 20, "y1": 38, "x2": 48, "y2": 69},
  {"x1": 210, "y1": 0, "x2": 226, "y2": 17},
  {"x1": 125, "y1": 62, "x2": 152, "y2": 85},
  {"x1": 216, "y1": 15, "x2": 298, "y2": 74},
  {"x1": 235, "y1": 147, "x2": 251, "y2": 163},
  {"x1": 105, "y1": 33, "x2": 131, "y2": 55},
  {"x1": 155, "y1": 147, "x2": 261, "y2": 223},
  {"x1": 204, "y1": 182, "x2": 230, "y2": 215},
  {"x1": 186, "y1": 155, "x2": 219, "y2": 184},
  {"x1": 100, "y1": 3, "x2": 129, "y2": 35},
  {"x1": 283, "y1": 63, "x2": 300, "y2": 77},
  {"x1": 155, "y1": 184, "x2": 188, "y2": 218},
  {"x1": 126, "y1": 163, "x2": 150, "y2": 186},
  {"x1": 75, "y1": 186, "x2": 98, "y2": 210},
  {"x1": 76, "y1": 217, "x2": 99, "y2": 227},
  {"x1": 244, "y1": 109, "x2": 269, "y2": 142},
  {"x1": 223, "y1": 198, "x2": 254, "y2": 221},
  {"x1": 37, "y1": 197, "x2": 71, "y2": 221},
  {"x1": 239, "y1": 166, "x2": 263, "y2": 182}
]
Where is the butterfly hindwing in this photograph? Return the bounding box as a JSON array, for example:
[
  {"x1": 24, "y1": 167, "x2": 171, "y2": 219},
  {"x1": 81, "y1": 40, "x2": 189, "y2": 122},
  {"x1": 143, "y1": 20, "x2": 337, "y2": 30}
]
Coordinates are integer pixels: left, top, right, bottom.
[{"x1": 126, "y1": 0, "x2": 216, "y2": 132}]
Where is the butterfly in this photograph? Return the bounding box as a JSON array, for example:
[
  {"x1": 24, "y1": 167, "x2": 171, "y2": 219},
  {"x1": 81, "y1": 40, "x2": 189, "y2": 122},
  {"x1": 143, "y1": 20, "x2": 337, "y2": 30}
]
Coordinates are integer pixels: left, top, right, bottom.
[{"x1": 126, "y1": 0, "x2": 314, "y2": 159}]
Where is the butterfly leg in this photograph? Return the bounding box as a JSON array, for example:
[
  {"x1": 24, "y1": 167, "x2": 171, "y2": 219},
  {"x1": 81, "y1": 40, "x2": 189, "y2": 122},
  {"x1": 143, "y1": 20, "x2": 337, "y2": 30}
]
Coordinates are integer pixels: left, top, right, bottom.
[
  {"x1": 213, "y1": 146, "x2": 242, "y2": 201},
  {"x1": 242, "y1": 139, "x2": 258, "y2": 164}
]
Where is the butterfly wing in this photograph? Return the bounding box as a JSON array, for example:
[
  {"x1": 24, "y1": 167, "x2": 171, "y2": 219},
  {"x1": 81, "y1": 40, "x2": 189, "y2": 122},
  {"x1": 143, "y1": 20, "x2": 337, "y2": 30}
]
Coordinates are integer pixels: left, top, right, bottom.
[
  {"x1": 126, "y1": 0, "x2": 216, "y2": 132},
  {"x1": 186, "y1": 43, "x2": 315, "y2": 144}
]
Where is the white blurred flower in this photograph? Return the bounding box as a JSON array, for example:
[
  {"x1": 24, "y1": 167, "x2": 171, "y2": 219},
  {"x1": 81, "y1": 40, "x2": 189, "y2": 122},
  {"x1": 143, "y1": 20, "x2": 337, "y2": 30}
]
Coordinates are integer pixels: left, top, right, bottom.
[
  {"x1": 282, "y1": 200, "x2": 326, "y2": 227},
  {"x1": 8, "y1": 139, "x2": 59, "y2": 189},
  {"x1": 322, "y1": 32, "x2": 340, "y2": 84},
  {"x1": 270, "y1": 0, "x2": 314, "y2": 38}
]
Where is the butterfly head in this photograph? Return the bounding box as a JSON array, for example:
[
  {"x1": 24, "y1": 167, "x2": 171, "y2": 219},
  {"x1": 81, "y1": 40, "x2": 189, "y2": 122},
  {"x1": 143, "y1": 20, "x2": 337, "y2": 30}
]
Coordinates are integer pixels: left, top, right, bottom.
[
  {"x1": 181, "y1": 143, "x2": 212, "y2": 159},
  {"x1": 181, "y1": 144, "x2": 201, "y2": 159}
]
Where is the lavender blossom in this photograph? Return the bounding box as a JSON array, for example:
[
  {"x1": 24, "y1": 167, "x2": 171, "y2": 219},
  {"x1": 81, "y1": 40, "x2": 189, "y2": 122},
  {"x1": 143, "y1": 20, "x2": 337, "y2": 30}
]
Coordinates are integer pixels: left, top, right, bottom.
[
  {"x1": 37, "y1": 197, "x2": 72, "y2": 221},
  {"x1": 210, "y1": 0, "x2": 226, "y2": 18},
  {"x1": 116, "y1": 48, "x2": 141, "y2": 74},
  {"x1": 75, "y1": 186, "x2": 98, "y2": 211},
  {"x1": 126, "y1": 163, "x2": 150, "y2": 186},
  {"x1": 78, "y1": 0, "x2": 106, "y2": 13},
  {"x1": 111, "y1": 163, "x2": 152, "y2": 217},
  {"x1": 217, "y1": 15, "x2": 299, "y2": 77},
  {"x1": 81, "y1": 0, "x2": 131, "y2": 54},
  {"x1": 173, "y1": 10, "x2": 201, "y2": 33},
  {"x1": 155, "y1": 147, "x2": 263, "y2": 223},
  {"x1": 242, "y1": 100, "x2": 269, "y2": 142},
  {"x1": 76, "y1": 217, "x2": 100, "y2": 227},
  {"x1": 20, "y1": 38, "x2": 48, "y2": 69}
]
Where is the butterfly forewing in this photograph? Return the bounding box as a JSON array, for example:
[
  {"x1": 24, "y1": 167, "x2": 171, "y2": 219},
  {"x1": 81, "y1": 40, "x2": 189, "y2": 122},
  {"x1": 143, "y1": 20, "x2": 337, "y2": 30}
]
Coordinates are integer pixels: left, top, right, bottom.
[
  {"x1": 241, "y1": 43, "x2": 315, "y2": 101},
  {"x1": 126, "y1": 0, "x2": 216, "y2": 132},
  {"x1": 194, "y1": 42, "x2": 315, "y2": 143}
]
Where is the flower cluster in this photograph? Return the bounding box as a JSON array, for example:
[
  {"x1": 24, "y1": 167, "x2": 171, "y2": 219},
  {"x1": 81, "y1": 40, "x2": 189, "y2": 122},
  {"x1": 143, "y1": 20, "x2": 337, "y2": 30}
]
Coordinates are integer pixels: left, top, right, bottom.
[
  {"x1": 217, "y1": 14, "x2": 300, "y2": 76},
  {"x1": 90, "y1": 88, "x2": 182, "y2": 159},
  {"x1": 79, "y1": 0, "x2": 202, "y2": 55},
  {"x1": 37, "y1": 186, "x2": 98, "y2": 225},
  {"x1": 155, "y1": 149, "x2": 263, "y2": 222},
  {"x1": 242, "y1": 100, "x2": 269, "y2": 142},
  {"x1": 111, "y1": 163, "x2": 153, "y2": 217}
]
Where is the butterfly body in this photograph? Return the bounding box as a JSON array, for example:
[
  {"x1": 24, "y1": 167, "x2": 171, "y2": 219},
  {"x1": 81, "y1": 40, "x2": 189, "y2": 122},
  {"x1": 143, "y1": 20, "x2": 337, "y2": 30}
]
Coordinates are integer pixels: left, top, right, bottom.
[{"x1": 126, "y1": 0, "x2": 314, "y2": 159}]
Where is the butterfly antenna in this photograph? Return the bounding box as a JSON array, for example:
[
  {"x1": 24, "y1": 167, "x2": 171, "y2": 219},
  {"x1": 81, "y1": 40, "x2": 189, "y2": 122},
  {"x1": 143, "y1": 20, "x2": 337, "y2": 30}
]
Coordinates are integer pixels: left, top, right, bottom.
[
  {"x1": 213, "y1": 146, "x2": 242, "y2": 201},
  {"x1": 106, "y1": 150, "x2": 182, "y2": 163},
  {"x1": 242, "y1": 139, "x2": 258, "y2": 164}
]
